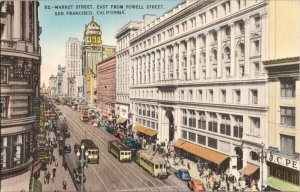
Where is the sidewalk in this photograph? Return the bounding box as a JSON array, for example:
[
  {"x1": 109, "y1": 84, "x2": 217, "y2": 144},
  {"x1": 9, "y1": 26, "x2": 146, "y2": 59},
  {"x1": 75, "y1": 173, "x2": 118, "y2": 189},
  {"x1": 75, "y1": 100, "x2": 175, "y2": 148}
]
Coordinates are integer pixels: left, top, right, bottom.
[{"x1": 38, "y1": 131, "x2": 76, "y2": 192}]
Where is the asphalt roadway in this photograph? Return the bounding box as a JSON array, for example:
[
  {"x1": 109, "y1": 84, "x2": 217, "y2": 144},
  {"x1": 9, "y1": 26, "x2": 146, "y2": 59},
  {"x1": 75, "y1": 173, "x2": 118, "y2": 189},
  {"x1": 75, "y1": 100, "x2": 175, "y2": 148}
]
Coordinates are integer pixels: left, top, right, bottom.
[{"x1": 59, "y1": 105, "x2": 190, "y2": 192}]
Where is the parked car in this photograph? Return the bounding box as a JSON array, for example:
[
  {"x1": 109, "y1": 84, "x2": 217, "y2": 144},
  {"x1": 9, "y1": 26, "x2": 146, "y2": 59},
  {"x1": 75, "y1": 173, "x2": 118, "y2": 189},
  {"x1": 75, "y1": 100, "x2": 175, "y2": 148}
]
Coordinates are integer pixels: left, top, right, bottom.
[
  {"x1": 64, "y1": 144, "x2": 72, "y2": 153},
  {"x1": 187, "y1": 179, "x2": 205, "y2": 192},
  {"x1": 114, "y1": 132, "x2": 125, "y2": 140},
  {"x1": 175, "y1": 168, "x2": 191, "y2": 181},
  {"x1": 57, "y1": 136, "x2": 64, "y2": 146},
  {"x1": 73, "y1": 168, "x2": 86, "y2": 184}
]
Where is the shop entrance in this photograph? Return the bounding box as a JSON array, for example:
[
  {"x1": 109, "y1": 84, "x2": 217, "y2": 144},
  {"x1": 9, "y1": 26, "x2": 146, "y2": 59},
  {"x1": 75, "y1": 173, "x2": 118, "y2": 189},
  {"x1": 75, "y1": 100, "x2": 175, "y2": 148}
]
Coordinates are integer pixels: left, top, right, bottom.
[
  {"x1": 163, "y1": 109, "x2": 174, "y2": 143},
  {"x1": 235, "y1": 146, "x2": 243, "y2": 170}
]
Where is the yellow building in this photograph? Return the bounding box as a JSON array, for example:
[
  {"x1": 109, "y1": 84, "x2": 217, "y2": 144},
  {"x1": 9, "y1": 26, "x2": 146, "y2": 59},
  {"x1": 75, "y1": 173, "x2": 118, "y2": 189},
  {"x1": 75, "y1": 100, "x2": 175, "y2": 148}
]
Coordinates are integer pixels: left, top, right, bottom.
[
  {"x1": 264, "y1": 1, "x2": 300, "y2": 190},
  {"x1": 86, "y1": 68, "x2": 96, "y2": 105}
]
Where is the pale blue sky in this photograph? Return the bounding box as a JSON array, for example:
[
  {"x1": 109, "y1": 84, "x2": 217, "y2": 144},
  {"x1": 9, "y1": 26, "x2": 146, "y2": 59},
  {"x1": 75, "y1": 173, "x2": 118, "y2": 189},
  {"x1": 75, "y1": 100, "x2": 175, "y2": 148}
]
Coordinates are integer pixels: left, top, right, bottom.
[{"x1": 39, "y1": 0, "x2": 181, "y2": 86}]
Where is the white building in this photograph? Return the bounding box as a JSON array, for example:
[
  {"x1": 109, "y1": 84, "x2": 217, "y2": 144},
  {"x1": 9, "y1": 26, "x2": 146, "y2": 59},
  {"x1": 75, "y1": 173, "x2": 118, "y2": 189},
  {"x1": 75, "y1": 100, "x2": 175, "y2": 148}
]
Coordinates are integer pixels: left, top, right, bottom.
[
  {"x1": 65, "y1": 37, "x2": 82, "y2": 78},
  {"x1": 115, "y1": 20, "x2": 145, "y2": 123},
  {"x1": 128, "y1": 0, "x2": 269, "y2": 184}
]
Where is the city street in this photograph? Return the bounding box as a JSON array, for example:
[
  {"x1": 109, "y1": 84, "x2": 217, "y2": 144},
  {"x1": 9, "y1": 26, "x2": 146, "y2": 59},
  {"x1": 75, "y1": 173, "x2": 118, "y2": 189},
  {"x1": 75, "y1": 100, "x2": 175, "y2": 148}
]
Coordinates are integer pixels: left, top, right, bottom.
[{"x1": 59, "y1": 105, "x2": 189, "y2": 192}]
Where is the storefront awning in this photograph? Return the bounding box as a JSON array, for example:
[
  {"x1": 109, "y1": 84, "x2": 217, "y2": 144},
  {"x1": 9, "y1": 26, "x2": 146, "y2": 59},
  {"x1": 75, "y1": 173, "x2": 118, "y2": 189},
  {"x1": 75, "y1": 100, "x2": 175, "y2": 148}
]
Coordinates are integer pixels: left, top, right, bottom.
[
  {"x1": 116, "y1": 117, "x2": 127, "y2": 124},
  {"x1": 239, "y1": 163, "x2": 259, "y2": 176},
  {"x1": 133, "y1": 124, "x2": 158, "y2": 137},
  {"x1": 267, "y1": 177, "x2": 300, "y2": 191},
  {"x1": 174, "y1": 139, "x2": 228, "y2": 165}
]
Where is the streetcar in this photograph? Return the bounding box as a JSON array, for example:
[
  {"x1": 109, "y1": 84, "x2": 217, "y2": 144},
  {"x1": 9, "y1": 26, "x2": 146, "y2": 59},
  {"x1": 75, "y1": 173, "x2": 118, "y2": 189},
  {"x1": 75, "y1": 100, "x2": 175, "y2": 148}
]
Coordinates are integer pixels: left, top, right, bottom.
[
  {"x1": 135, "y1": 150, "x2": 168, "y2": 179},
  {"x1": 108, "y1": 140, "x2": 132, "y2": 162}
]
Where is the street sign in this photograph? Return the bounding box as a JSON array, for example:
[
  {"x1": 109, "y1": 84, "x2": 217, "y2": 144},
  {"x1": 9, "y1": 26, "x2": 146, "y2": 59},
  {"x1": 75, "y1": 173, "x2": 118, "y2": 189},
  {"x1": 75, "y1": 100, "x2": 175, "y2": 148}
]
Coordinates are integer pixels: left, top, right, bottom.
[{"x1": 32, "y1": 160, "x2": 41, "y2": 174}]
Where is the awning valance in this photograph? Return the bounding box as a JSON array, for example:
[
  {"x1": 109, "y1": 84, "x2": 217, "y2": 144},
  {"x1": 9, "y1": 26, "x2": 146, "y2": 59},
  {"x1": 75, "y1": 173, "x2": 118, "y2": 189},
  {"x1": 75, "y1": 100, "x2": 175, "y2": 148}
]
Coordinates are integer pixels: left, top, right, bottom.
[
  {"x1": 267, "y1": 177, "x2": 300, "y2": 191},
  {"x1": 239, "y1": 164, "x2": 259, "y2": 176},
  {"x1": 174, "y1": 139, "x2": 228, "y2": 165},
  {"x1": 116, "y1": 117, "x2": 127, "y2": 124},
  {"x1": 133, "y1": 124, "x2": 158, "y2": 137}
]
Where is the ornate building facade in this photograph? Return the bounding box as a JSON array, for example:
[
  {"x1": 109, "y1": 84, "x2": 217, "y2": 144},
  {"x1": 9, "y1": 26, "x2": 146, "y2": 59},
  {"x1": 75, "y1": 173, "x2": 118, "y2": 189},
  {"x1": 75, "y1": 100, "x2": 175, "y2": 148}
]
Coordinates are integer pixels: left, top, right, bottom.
[
  {"x1": 1, "y1": 1, "x2": 41, "y2": 179},
  {"x1": 82, "y1": 17, "x2": 116, "y2": 105},
  {"x1": 129, "y1": 0, "x2": 269, "y2": 184}
]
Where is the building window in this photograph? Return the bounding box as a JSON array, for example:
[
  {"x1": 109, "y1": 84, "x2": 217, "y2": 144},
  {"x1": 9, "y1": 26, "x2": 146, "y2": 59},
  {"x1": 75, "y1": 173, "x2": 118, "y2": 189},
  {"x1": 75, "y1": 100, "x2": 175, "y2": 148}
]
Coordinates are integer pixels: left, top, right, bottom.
[
  {"x1": 182, "y1": 21, "x2": 187, "y2": 32},
  {"x1": 250, "y1": 151, "x2": 259, "y2": 161},
  {"x1": 250, "y1": 89, "x2": 258, "y2": 104},
  {"x1": 250, "y1": 117, "x2": 260, "y2": 136},
  {"x1": 198, "y1": 90, "x2": 203, "y2": 101},
  {"x1": 1, "y1": 66, "x2": 8, "y2": 84},
  {"x1": 254, "y1": 40, "x2": 260, "y2": 55},
  {"x1": 280, "y1": 135, "x2": 295, "y2": 156},
  {"x1": 239, "y1": 65, "x2": 245, "y2": 77},
  {"x1": 221, "y1": 90, "x2": 226, "y2": 103},
  {"x1": 181, "y1": 130, "x2": 187, "y2": 139},
  {"x1": 189, "y1": 110, "x2": 196, "y2": 128},
  {"x1": 226, "y1": 67, "x2": 231, "y2": 78},
  {"x1": 234, "y1": 89, "x2": 241, "y2": 104},
  {"x1": 208, "y1": 137, "x2": 218, "y2": 149},
  {"x1": 198, "y1": 111, "x2": 206, "y2": 130},
  {"x1": 233, "y1": 116, "x2": 243, "y2": 138},
  {"x1": 220, "y1": 114, "x2": 231, "y2": 136},
  {"x1": 280, "y1": 78, "x2": 295, "y2": 97},
  {"x1": 13, "y1": 135, "x2": 22, "y2": 165},
  {"x1": 208, "y1": 113, "x2": 218, "y2": 133},
  {"x1": 157, "y1": 34, "x2": 161, "y2": 42},
  {"x1": 1, "y1": 96, "x2": 9, "y2": 118},
  {"x1": 182, "y1": 110, "x2": 187, "y2": 126},
  {"x1": 189, "y1": 132, "x2": 196, "y2": 142},
  {"x1": 254, "y1": 62, "x2": 259, "y2": 75},
  {"x1": 0, "y1": 137, "x2": 7, "y2": 168},
  {"x1": 208, "y1": 90, "x2": 213, "y2": 102},
  {"x1": 254, "y1": 16, "x2": 260, "y2": 30},
  {"x1": 190, "y1": 17, "x2": 196, "y2": 28},
  {"x1": 197, "y1": 135, "x2": 206, "y2": 145},
  {"x1": 280, "y1": 107, "x2": 295, "y2": 126},
  {"x1": 189, "y1": 90, "x2": 193, "y2": 101},
  {"x1": 180, "y1": 90, "x2": 185, "y2": 100}
]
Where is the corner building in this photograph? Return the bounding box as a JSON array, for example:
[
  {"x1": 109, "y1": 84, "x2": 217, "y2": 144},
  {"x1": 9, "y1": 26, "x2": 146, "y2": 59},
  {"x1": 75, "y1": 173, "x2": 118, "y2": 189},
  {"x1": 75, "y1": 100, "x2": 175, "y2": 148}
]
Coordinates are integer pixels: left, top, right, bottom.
[
  {"x1": 129, "y1": 0, "x2": 269, "y2": 183},
  {"x1": 1, "y1": 1, "x2": 41, "y2": 179},
  {"x1": 264, "y1": 0, "x2": 300, "y2": 190}
]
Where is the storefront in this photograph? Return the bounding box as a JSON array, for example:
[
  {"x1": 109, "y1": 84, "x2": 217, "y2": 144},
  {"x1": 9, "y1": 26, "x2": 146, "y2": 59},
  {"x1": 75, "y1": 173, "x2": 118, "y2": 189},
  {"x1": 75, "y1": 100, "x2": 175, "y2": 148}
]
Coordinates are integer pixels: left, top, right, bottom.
[
  {"x1": 133, "y1": 124, "x2": 158, "y2": 142},
  {"x1": 267, "y1": 153, "x2": 300, "y2": 191},
  {"x1": 174, "y1": 139, "x2": 229, "y2": 174}
]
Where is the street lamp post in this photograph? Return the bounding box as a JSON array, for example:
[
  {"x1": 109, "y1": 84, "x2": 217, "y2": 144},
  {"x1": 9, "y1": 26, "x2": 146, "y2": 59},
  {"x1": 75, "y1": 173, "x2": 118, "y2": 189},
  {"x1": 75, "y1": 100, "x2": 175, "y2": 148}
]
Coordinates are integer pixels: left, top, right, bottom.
[
  {"x1": 76, "y1": 144, "x2": 89, "y2": 192},
  {"x1": 258, "y1": 142, "x2": 269, "y2": 190}
]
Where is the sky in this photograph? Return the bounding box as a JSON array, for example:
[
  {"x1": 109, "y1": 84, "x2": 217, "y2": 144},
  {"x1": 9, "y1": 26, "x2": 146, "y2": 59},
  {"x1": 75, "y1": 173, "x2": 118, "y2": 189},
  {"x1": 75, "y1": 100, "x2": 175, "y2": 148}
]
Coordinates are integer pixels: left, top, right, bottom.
[{"x1": 39, "y1": 0, "x2": 181, "y2": 87}]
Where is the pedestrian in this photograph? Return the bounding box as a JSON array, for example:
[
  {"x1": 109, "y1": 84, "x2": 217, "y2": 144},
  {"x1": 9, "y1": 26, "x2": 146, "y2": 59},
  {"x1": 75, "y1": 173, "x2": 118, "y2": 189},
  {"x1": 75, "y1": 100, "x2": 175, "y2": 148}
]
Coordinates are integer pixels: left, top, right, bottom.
[
  {"x1": 50, "y1": 172, "x2": 54, "y2": 183},
  {"x1": 44, "y1": 172, "x2": 47, "y2": 184},
  {"x1": 63, "y1": 178, "x2": 67, "y2": 190},
  {"x1": 52, "y1": 166, "x2": 56, "y2": 177},
  {"x1": 187, "y1": 162, "x2": 190, "y2": 170},
  {"x1": 46, "y1": 171, "x2": 50, "y2": 184},
  {"x1": 153, "y1": 144, "x2": 156, "y2": 152}
]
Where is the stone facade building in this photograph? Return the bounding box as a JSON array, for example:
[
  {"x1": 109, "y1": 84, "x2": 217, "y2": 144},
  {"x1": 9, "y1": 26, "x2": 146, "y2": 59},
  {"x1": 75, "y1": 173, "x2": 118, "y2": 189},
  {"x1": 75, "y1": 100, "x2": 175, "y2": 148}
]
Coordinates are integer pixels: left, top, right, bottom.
[
  {"x1": 65, "y1": 37, "x2": 82, "y2": 78},
  {"x1": 0, "y1": 1, "x2": 41, "y2": 179},
  {"x1": 128, "y1": 0, "x2": 269, "y2": 184},
  {"x1": 56, "y1": 65, "x2": 65, "y2": 97},
  {"x1": 82, "y1": 17, "x2": 116, "y2": 105},
  {"x1": 96, "y1": 57, "x2": 116, "y2": 120},
  {"x1": 115, "y1": 20, "x2": 145, "y2": 124}
]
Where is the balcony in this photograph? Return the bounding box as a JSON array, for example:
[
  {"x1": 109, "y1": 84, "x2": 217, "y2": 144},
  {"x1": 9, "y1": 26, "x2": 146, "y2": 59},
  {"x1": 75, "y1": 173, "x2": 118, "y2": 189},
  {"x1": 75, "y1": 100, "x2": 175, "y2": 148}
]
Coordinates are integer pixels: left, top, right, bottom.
[{"x1": 155, "y1": 79, "x2": 180, "y2": 89}]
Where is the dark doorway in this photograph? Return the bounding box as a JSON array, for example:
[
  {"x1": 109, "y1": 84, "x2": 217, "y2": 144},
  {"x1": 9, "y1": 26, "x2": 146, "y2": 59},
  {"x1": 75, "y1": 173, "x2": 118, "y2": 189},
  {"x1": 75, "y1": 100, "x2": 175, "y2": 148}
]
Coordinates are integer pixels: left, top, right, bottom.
[
  {"x1": 165, "y1": 111, "x2": 174, "y2": 142},
  {"x1": 235, "y1": 147, "x2": 243, "y2": 170}
]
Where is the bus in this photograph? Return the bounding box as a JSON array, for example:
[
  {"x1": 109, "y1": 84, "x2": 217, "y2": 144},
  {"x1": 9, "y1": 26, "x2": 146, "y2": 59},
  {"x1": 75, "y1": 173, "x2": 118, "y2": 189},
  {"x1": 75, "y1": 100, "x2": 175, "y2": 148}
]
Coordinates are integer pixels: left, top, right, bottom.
[
  {"x1": 81, "y1": 139, "x2": 99, "y2": 164},
  {"x1": 135, "y1": 150, "x2": 168, "y2": 179},
  {"x1": 108, "y1": 140, "x2": 132, "y2": 162}
]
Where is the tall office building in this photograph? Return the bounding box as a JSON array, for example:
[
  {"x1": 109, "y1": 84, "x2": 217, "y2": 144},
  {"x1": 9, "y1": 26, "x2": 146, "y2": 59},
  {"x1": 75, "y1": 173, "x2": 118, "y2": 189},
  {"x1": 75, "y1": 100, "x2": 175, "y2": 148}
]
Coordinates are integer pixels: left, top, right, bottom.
[
  {"x1": 1, "y1": 1, "x2": 41, "y2": 179},
  {"x1": 65, "y1": 37, "x2": 82, "y2": 78}
]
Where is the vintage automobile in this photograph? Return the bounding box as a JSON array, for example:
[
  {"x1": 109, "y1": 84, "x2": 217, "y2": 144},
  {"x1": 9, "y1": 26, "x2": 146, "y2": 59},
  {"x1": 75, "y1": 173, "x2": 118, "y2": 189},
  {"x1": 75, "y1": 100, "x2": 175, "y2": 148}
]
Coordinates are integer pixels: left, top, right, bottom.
[
  {"x1": 64, "y1": 144, "x2": 72, "y2": 153},
  {"x1": 73, "y1": 168, "x2": 86, "y2": 184},
  {"x1": 175, "y1": 168, "x2": 191, "y2": 181},
  {"x1": 114, "y1": 132, "x2": 125, "y2": 140},
  {"x1": 187, "y1": 179, "x2": 206, "y2": 192},
  {"x1": 64, "y1": 130, "x2": 70, "y2": 138}
]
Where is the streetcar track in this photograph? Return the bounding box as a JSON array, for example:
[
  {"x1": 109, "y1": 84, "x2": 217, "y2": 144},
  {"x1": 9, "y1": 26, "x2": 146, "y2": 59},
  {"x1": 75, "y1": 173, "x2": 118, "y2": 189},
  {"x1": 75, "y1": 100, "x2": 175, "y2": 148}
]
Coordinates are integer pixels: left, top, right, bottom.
[{"x1": 59, "y1": 105, "x2": 183, "y2": 191}]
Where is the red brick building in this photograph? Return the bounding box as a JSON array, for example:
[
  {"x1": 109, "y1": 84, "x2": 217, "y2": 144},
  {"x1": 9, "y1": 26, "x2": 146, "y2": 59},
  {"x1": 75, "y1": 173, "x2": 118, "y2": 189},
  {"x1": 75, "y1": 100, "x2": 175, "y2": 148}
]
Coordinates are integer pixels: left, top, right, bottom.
[{"x1": 96, "y1": 57, "x2": 116, "y2": 120}]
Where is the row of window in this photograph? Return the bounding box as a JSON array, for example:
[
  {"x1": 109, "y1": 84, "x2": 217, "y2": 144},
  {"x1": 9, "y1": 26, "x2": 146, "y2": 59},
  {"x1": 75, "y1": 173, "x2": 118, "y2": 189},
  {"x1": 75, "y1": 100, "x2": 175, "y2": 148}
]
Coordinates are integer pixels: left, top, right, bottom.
[
  {"x1": 135, "y1": 104, "x2": 158, "y2": 119},
  {"x1": 1, "y1": 96, "x2": 33, "y2": 118},
  {"x1": 132, "y1": 0, "x2": 261, "y2": 54},
  {"x1": 135, "y1": 118, "x2": 158, "y2": 130},
  {"x1": 181, "y1": 131, "x2": 218, "y2": 150}
]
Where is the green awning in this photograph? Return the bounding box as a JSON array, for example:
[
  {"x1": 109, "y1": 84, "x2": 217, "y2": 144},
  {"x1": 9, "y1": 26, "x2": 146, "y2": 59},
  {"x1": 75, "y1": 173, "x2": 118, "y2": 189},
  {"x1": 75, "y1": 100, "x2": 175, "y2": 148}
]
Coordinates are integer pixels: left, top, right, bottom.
[{"x1": 267, "y1": 177, "x2": 300, "y2": 191}]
